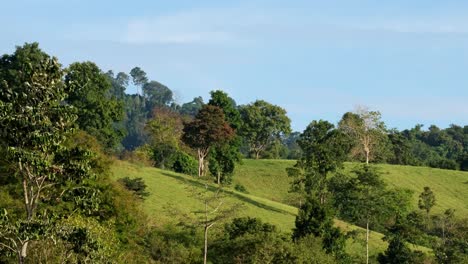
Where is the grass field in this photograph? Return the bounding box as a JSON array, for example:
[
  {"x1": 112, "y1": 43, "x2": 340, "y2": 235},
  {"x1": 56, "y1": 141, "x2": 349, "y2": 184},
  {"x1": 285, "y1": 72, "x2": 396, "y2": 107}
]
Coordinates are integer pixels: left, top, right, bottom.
[
  {"x1": 232, "y1": 159, "x2": 468, "y2": 217},
  {"x1": 109, "y1": 159, "x2": 463, "y2": 258}
]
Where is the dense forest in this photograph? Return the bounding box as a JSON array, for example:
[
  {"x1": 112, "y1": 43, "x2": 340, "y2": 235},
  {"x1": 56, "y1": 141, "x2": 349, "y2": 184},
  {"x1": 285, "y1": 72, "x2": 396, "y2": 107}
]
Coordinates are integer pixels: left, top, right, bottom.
[{"x1": 0, "y1": 43, "x2": 467, "y2": 263}]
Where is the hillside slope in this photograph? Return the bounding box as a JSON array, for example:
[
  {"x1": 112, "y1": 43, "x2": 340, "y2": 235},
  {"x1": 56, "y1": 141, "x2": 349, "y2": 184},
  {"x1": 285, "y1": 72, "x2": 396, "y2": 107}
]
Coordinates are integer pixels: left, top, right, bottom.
[
  {"x1": 233, "y1": 159, "x2": 468, "y2": 217},
  {"x1": 110, "y1": 160, "x2": 437, "y2": 258}
]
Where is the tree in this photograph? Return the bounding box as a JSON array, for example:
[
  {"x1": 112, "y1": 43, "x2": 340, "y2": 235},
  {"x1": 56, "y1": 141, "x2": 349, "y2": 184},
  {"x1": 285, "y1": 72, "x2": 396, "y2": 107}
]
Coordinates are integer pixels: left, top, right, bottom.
[
  {"x1": 288, "y1": 120, "x2": 351, "y2": 203},
  {"x1": 207, "y1": 90, "x2": 242, "y2": 186},
  {"x1": 378, "y1": 216, "x2": 427, "y2": 264},
  {"x1": 418, "y1": 187, "x2": 436, "y2": 223},
  {"x1": 182, "y1": 105, "x2": 234, "y2": 177},
  {"x1": 328, "y1": 166, "x2": 412, "y2": 264},
  {"x1": 239, "y1": 100, "x2": 291, "y2": 159},
  {"x1": 65, "y1": 61, "x2": 124, "y2": 151},
  {"x1": 180, "y1": 96, "x2": 204, "y2": 117},
  {"x1": 292, "y1": 197, "x2": 347, "y2": 260},
  {"x1": 339, "y1": 106, "x2": 387, "y2": 164},
  {"x1": 191, "y1": 185, "x2": 237, "y2": 264},
  {"x1": 143, "y1": 80, "x2": 174, "y2": 112},
  {"x1": 0, "y1": 43, "x2": 97, "y2": 263},
  {"x1": 146, "y1": 107, "x2": 185, "y2": 169},
  {"x1": 129, "y1": 66, "x2": 148, "y2": 95}
]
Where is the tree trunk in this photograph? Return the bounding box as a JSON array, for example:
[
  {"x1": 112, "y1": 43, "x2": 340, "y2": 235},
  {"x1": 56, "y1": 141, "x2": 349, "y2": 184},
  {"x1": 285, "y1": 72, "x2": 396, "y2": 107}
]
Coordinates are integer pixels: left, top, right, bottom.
[
  {"x1": 204, "y1": 226, "x2": 208, "y2": 264},
  {"x1": 255, "y1": 151, "x2": 260, "y2": 160},
  {"x1": 197, "y1": 149, "x2": 205, "y2": 177},
  {"x1": 217, "y1": 172, "x2": 221, "y2": 186},
  {"x1": 365, "y1": 150, "x2": 369, "y2": 164},
  {"x1": 366, "y1": 220, "x2": 369, "y2": 264},
  {"x1": 18, "y1": 241, "x2": 28, "y2": 264}
]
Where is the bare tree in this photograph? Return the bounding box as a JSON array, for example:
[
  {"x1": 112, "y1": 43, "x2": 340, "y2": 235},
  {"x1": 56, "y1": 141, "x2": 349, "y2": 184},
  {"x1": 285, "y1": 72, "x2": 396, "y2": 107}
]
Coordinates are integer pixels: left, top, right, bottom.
[{"x1": 339, "y1": 106, "x2": 386, "y2": 164}]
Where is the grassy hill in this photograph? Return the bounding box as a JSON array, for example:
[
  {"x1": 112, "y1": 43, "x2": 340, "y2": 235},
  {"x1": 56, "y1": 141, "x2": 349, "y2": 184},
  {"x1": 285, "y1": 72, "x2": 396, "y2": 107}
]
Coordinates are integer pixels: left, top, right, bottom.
[
  {"x1": 233, "y1": 159, "x2": 468, "y2": 216},
  {"x1": 110, "y1": 159, "x2": 463, "y2": 258}
]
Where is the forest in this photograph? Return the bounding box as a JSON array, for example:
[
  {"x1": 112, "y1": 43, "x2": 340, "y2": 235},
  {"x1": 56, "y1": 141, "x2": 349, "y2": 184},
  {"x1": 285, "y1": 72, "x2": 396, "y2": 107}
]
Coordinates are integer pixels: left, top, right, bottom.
[{"x1": 0, "y1": 43, "x2": 467, "y2": 263}]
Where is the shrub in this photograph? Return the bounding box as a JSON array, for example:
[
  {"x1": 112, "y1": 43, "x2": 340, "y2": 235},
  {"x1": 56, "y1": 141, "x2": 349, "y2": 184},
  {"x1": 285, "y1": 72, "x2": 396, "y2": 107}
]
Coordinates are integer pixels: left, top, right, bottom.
[
  {"x1": 429, "y1": 158, "x2": 458, "y2": 170},
  {"x1": 118, "y1": 177, "x2": 149, "y2": 198},
  {"x1": 234, "y1": 184, "x2": 249, "y2": 193},
  {"x1": 170, "y1": 151, "x2": 198, "y2": 176}
]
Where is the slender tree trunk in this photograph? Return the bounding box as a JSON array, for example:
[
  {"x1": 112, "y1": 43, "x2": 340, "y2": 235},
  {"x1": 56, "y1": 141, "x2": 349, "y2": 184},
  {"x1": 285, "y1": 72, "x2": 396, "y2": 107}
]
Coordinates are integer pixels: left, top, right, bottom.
[
  {"x1": 204, "y1": 226, "x2": 208, "y2": 264},
  {"x1": 197, "y1": 149, "x2": 206, "y2": 177},
  {"x1": 365, "y1": 150, "x2": 369, "y2": 164},
  {"x1": 255, "y1": 151, "x2": 260, "y2": 160},
  {"x1": 217, "y1": 172, "x2": 221, "y2": 186},
  {"x1": 366, "y1": 220, "x2": 369, "y2": 264}
]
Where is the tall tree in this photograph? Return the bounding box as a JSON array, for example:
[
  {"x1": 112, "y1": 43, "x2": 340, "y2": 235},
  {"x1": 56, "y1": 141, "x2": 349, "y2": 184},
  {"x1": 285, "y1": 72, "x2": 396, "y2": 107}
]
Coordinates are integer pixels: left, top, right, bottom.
[
  {"x1": 339, "y1": 106, "x2": 387, "y2": 164},
  {"x1": 287, "y1": 120, "x2": 350, "y2": 205},
  {"x1": 182, "y1": 105, "x2": 234, "y2": 177},
  {"x1": 0, "y1": 43, "x2": 96, "y2": 263},
  {"x1": 129, "y1": 66, "x2": 148, "y2": 95},
  {"x1": 239, "y1": 100, "x2": 291, "y2": 159},
  {"x1": 65, "y1": 62, "x2": 124, "y2": 151},
  {"x1": 143, "y1": 80, "x2": 174, "y2": 112},
  {"x1": 328, "y1": 166, "x2": 412, "y2": 264},
  {"x1": 207, "y1": 90, "x2": 242, "y2": 185}
]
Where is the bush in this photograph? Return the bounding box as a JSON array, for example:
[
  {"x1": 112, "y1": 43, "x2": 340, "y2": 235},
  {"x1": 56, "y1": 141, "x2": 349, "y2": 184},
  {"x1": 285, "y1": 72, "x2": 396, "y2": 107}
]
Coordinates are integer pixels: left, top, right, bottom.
[
  {"x1": 118, "y1": 177, "x2": 149, "y2": 198},
  {"x1": 234, "y1": 184, "x2": 248, "y2": 193},
  {"x1": 170, "y1": 151, "x2": 198, "y2": 176},
  {"x1": 429, "y1": 158, "x2": 458, "y2": 170}
]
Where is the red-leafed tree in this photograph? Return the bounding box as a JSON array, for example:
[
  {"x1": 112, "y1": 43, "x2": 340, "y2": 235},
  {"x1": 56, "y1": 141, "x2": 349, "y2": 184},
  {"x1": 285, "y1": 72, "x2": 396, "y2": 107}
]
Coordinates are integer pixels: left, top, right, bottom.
[{"x1": 182, "y1": 105, "x2": 234, "y2": 177}]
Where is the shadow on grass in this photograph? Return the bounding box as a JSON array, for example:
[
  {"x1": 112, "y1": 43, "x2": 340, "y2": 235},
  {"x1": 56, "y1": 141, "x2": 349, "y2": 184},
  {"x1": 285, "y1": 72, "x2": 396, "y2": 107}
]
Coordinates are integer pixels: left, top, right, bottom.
[{"x1": 160, "y1": 172, "x2": 295, "y2": 216}]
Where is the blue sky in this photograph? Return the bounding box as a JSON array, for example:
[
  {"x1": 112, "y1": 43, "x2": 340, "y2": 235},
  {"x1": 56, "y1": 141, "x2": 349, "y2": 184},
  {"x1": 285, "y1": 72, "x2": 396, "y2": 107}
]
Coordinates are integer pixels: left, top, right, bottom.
[{"x1": 2, "y1": 0, "x2": 468, "y2": 132}]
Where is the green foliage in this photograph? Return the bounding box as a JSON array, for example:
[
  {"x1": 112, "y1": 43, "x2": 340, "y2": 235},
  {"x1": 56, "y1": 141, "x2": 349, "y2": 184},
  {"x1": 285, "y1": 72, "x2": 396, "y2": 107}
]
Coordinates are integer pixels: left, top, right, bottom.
[
  {"x1": 180, "y1": 96, "x2": 204, "y2": 117},
  {"x1": 170, "y1": 150, "x2": 198, "y2": 176},
  {"x1": 144, "y1": 224, "x2": 203, "y2": 263},
  {"x1": 224, "y1": 217, "x2": 277, "y2": 239},
  {"x1": 293, "y1": 197, "x2": 334, "y2": 239},
  {"x1": 65, "y1": 61, "x2": 124, "y2": 151},
  {"x1": 418, "y1": 186, "x2": 436, "y2": 216},
  {"x1": 338, "y1": 108, "x2": 388, "y2": 163},
  {"x1": 143, "y1": 80, "x2": 174, "y2": 111},
  {"x1": 208, "y1": 90, "x2": 241, "y2": 130},
  {"x1": 234, "y1": 184, "x2": 248, "y2": 193},
  {"x1": 118, "y1": 177, "x2": 149, "y2": 198},
  {"x1": 288, "y1": 120, "x2": 351, "y2": 202},
  {"x1": 239, "y1": 100, "x2": 291, "y2": 159},
  {"x1": 182, "y1": 105, "x2": 235, "y2": 176}
]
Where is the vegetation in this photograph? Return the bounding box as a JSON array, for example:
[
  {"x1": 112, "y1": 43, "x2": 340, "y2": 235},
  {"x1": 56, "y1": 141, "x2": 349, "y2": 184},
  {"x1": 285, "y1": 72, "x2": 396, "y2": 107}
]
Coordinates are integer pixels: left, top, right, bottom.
[{"x1": 0, "y1": 41, "x2": 467, "y2": 263}]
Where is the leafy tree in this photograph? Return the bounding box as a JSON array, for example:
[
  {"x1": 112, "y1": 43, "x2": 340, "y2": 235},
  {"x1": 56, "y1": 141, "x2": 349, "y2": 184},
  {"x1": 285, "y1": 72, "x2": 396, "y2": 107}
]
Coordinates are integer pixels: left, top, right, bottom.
[
  {"x1": 328, "y1": 166, "x2": 412, "y2": 264},
  {"x1": 65, "y1": 61, "x2": 124, "y2": 151},
  {"x1": 146, "y1": 107, "x2": 185, "y2": 169},
  {"x1": 433, "y1": 214, "x2": 468, "y2": 264},
  {"x1": 339, "y1": 107, "x2": 387, "y2": 164},
  {"x1": 180, "y1": 96, "x2": 204, "y2": 117},
  {"x1": 288, "y1": 120, "x2": 351, "y2": 203},
  {"x1": 292, "y1": 197, "x2": 347, "y2": 260},
  {"x1": 418, "y1": 186, "x2": 436, "y2": 222},
  {"x1": 129, "y1": 66, "x2": 148, "y2": 95},
  {"x1": 207, "y1": 90, "x2": 242, "y2": 185},
  {"x1": 143, "y1": 80, "x2": 174, "y2": 112},
  {"x1": 182, "y1": 105, "x2": 234, "y2": 177},
  {"x1": 208, "y1": 90, "x2": 241, "y2": 130},
  {"x1": 378, "y1": 216, "x2": 427, "y2": 264},
  {"x1": 0, "y1": 43, "x2": 97, "y2": 263},
  {"x1": 106, "y1": 70, "x2": 129, "y2": 99},
  {"x1": 239, "y1": 100, "x2": 291, "y2": 159}
]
